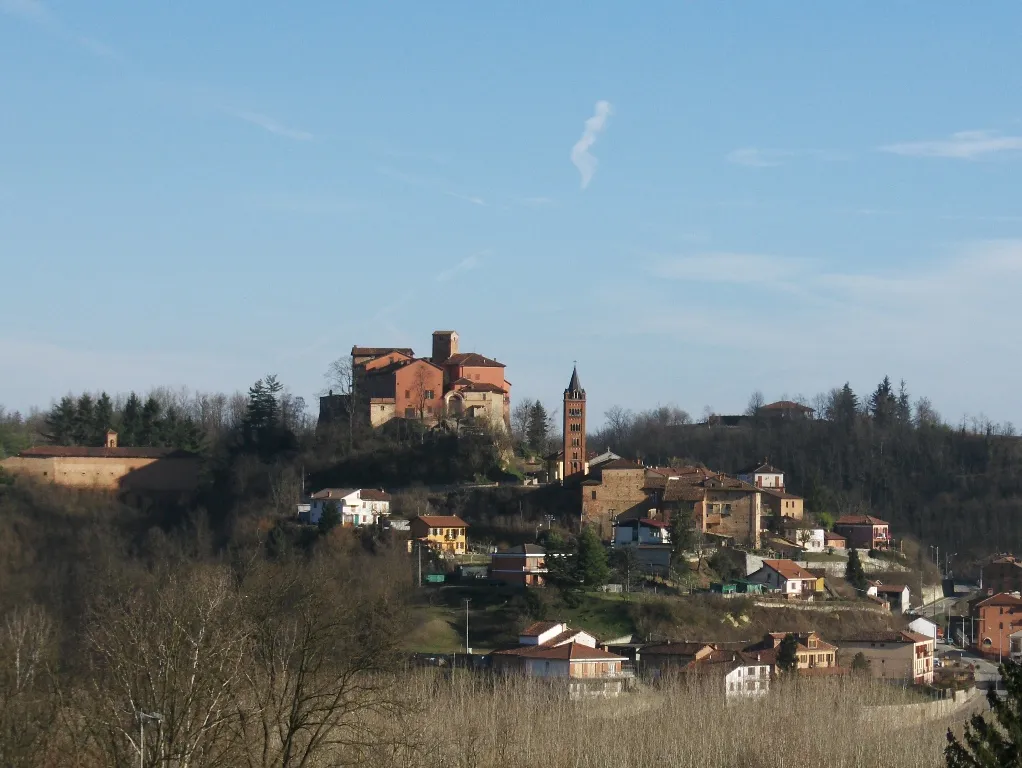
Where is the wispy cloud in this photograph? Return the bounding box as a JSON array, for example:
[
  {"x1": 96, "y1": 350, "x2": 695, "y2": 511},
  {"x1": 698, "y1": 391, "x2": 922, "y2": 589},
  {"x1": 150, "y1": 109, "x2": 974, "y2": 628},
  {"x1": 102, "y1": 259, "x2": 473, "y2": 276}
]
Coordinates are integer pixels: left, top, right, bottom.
[
  {"x1": 436, "y1": 251, "x2": 487, "y2": 283},
  {"x1": 726, "y1": 147, "x2": 840, "y2": 168},
  {"x1": 648, "y1": 252, "x2": 809, "y2": 285},
  {"x1": 880, "y1": 130, "x2": 1022, "y2": 159},
  {"x1": 378, "y1": 166, "x2": 487, "y2": 207},
  {"x1": 726, "y1": 148, "x2": 794, "y2": 168},
  {"x1": 230, "y1": 110, "x2": 313, "y2": 141},
  {"x1": 0, "y1": 0, "x2": 49, "y2": 23},
  {"x1": 571, "y1": 100, "x2": 613, "y2": 189},
  {"x1": 0, "y1": 0, "x2": 120, "y2": 59}
]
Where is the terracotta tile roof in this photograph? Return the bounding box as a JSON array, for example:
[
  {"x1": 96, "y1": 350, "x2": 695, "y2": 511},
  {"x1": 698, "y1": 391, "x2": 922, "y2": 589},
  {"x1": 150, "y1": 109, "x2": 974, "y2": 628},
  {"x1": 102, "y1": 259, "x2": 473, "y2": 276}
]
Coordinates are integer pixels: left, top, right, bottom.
[
  {"x1": 311, "y1": 488, "x2": 356, "y2": 500},
  {"x1": 359, "y1": 489, "x2": 392, "y2": 502},
  {"x1": 516, "y1": 643, "x2": 624, "y2": 661},
  {"x1": 596, "y1": 458, "x2": 645, "y2": 471},
  {"x1": 455, "y1": 382, "x2": 507, "y2": 394},
  {"x1": 824, "y1": 531, "x2": 846, "y2": 541},
  {"x1": 641, "y1": 642, "x2": 715, "y2": 657},
  {"x1": 737, "y1": 462, "x2": 783, "y2": 475},
  {"x1": 520, "y1": 621, "x2": 562, "y2": 638},
  {"x1": 846, "y1": 631, "x2": 933, "y2": 645},
  {"x1": 495, "y1": 544, "x2": 546, "y2": 556},
  {"x1": 663, "y1": 482, "x2": 707, "y2": 503},
  {"x1": 872, "y1": 584, "x2": 908, "y2": 596},
  {"x1": 834, "y1": 514, "x2": 889, "y2": 526},
  {"x1": 444, "y1": 352, "x2": 505, "y2": 368},
  {"x1": 413, "y1": 515, "x2": 468, "y2": 528},
  {"x1": 17, "y1": 445, "x2": 194, "y2": 459},
  {"x1": 761, "y1": 489, "x2": 802, "y2": 500},
  {"x1": 352, "y1": 346, "x2": 414, "y2": 357},
  {"x1": 976, "y1": 592, "x2": 1022, "y2": 608},
  {"x1": 761, "y1": 401, "x2": 814, "y2": 413},
  {"x1": 760, "y1": 559, "x2": 817, "y2": 581}
]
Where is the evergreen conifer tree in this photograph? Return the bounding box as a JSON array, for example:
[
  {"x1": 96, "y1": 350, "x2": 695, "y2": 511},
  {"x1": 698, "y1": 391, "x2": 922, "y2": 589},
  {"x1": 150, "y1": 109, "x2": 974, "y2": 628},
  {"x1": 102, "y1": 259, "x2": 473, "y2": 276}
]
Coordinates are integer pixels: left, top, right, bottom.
[
  {"x1": 121, "y1": 393, "x2": 142, "y2": 445},
  {"x1": 776, "y1": 633, "x2": 799, "y2": 674},
  {"x1": 669, "y1": 506, "x2": 696, "y2": 558},
  {"x1": 93, "y1": 392, "x2": 114, "y2": 444},
  {"x1": 73, "y1": 393, "x2": 95, "y2": 445},
  {"x1": 139, "y1": 396, "x2": 162, "y2": 446},
  {"x1": 869, "y1": 376, "x2": 898, "y2": 427},
  {"x1": 946, "y1": 659, "x2": 1022, "y2": 767},
  {"x1": 44, "y1": 396, "x2": 77, "y2": 445},
  {"x1": 318, "y1": 501, "x2": 341, "y2": 534},
  {"x1": 575, "y1": 526, "x2": 610, "y2": 590},
  {"x1": 526, "y1": 401, "x2": 549, "y2": 454},
  {"x1": 845, "y1": 548, "x2": 868, "y2": 594}
]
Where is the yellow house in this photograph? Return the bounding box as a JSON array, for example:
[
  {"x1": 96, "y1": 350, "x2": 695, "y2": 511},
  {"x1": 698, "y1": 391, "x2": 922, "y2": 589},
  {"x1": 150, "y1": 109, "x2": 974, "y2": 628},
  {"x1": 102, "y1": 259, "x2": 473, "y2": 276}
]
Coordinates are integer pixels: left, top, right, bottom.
[{"x1": 409, "y1": 515, "x2": 468, "y2": 555}]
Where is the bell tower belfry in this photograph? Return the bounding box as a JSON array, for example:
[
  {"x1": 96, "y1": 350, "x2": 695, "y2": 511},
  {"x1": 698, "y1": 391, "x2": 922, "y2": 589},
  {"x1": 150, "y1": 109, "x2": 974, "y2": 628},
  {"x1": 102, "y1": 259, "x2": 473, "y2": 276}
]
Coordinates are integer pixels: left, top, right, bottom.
[{"x1": 562, "y1": 365, "x2": 586, "y2": 481}]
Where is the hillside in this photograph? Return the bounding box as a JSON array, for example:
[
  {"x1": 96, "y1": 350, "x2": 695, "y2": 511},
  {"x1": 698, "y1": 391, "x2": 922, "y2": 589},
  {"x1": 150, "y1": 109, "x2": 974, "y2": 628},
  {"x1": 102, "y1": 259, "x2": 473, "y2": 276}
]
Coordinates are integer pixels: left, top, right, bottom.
[{"x1": 594, "y1": 402, "x2": 1022, "y2": 566}]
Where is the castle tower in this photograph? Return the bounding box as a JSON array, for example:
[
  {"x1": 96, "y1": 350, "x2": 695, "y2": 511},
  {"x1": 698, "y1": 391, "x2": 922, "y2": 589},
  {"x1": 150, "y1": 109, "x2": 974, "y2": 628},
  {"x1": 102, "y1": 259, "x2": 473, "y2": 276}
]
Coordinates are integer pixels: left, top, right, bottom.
[
  {"x1": 562, "y1": 365, "x2": 586, "y2": 481},
  {"x1": 431, "y1": 330, "x2": 459, "y2": 363}
]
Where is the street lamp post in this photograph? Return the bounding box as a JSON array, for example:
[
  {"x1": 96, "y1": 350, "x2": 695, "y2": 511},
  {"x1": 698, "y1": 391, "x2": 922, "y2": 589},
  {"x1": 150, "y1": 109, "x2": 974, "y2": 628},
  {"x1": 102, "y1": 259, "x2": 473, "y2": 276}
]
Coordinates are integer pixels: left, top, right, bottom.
[{"x1": 137, "y1": 710, "x2": 162, "y2": 768}]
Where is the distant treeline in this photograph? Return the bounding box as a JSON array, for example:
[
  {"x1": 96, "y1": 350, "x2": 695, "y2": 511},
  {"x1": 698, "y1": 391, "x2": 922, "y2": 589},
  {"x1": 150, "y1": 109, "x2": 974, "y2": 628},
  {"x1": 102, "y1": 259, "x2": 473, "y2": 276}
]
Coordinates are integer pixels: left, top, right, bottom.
[{"x1": 591, "y1": 377, "x2": 1022, "y2": 563}]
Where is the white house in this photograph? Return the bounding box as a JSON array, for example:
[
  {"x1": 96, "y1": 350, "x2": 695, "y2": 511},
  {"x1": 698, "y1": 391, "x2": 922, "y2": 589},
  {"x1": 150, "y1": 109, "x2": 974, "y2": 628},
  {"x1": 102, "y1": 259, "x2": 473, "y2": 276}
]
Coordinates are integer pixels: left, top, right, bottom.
[
  {"x1": 1010, "y1": 629, "x2": 1022, "y2": 662},
  {"x1": 308, "y1": 488, "x2": 392, "y2": 527},
  {"x1": 737, "y1": 462, "x2": 785, "y2": 491},
  {"x1": 724, "y1": 653, "x2": 772, "y2": 699},
  {"x1": 517, "y1": 621, "x2": 597, "y2": 648},
  {"x1": 489, "y1": 621, "x2": 628, "y2": 697},
  {"x1": 748, "y1": 559, "x2": 817, "y2": 597},
  {"x1": 868, "y1": 582, "x2": 910, "y2": 614},
  {"x1": 907, "y1": 616, "x2": 939, "y2": 640},
  {"x1": 780, "y1": 520, "x2": 825, "y2": 552},
  {"x1": 613, "y1": 518, "x2": 670, "y2": 547}
]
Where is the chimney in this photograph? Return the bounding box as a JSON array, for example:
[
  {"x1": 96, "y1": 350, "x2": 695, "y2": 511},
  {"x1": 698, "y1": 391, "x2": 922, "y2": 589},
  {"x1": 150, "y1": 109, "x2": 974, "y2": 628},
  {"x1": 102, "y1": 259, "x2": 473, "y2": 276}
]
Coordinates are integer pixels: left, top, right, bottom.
[{"x1": 105, "y1": 430, "x2": 118, "y2": 448}]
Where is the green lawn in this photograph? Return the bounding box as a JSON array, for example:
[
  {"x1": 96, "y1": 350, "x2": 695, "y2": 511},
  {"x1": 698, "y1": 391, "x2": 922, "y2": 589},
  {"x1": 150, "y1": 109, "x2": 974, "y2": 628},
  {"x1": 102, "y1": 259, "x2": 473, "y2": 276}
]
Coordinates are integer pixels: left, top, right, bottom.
[
  {"x1": 801, "y1": 552, "x2": 847, "y2": 562},
  {"x1": 405, "y1": 585, "x2": 640, "y2": 653}
]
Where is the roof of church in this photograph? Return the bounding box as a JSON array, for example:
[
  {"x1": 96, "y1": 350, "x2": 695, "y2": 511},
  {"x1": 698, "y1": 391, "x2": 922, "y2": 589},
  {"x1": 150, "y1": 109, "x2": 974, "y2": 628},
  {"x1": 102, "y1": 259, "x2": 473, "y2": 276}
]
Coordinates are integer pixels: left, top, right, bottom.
[{"x1": 565, "y1": 366, "x2": 584, "y2": 396}]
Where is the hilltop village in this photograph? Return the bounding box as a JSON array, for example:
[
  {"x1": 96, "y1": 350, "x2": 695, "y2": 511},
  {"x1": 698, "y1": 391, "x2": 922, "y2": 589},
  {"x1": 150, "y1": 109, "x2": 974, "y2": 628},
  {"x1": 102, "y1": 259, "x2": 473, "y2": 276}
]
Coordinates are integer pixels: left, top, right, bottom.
[{"x1": 0, "y1": 328, "x2": 1014, "y2": 706}]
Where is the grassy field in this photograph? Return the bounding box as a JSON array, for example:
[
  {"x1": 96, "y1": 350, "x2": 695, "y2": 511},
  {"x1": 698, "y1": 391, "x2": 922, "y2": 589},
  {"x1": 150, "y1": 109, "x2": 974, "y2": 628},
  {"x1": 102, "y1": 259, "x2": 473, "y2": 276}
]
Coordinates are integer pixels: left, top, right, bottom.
[{"x1": 405, "y1": 584, "x2": 904, "y2": 652}]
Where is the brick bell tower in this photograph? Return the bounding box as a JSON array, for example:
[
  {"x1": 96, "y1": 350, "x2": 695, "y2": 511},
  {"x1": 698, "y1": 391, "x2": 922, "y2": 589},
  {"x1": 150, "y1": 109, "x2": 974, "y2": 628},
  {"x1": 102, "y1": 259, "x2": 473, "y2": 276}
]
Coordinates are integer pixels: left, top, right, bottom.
[{"x1": 562, "y1": 365, "x2": 586, "y2": 481}]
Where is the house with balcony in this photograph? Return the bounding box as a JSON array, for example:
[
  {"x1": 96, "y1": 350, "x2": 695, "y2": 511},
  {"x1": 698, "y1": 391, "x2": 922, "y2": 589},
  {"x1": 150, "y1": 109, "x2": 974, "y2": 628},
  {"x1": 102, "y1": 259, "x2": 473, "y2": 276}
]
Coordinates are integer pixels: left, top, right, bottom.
[
  {"x1": 490, "y1": 544, "x2": 548, "y2": 587},
  {"x1": 489, "y1": 621, "x2": 629, "y2": 697},
  {"x1": 307, "y1": 488, "x2": 392, "y2": 527},
  {"x1": 748, "y1": 559, "x2": 818, "y2": 598},
  {"x1": 839, "y1": 631, "x2": 934, "y2": 685},
  {"x1": 833, "y1": 514, "x2": 891, "y2": 550},
  {"x1": 409, "y1": 515, "x2": 468, "y2": 556},
  {"x1": 744, "y1": 632, "x2": 839, "y2": 675}
]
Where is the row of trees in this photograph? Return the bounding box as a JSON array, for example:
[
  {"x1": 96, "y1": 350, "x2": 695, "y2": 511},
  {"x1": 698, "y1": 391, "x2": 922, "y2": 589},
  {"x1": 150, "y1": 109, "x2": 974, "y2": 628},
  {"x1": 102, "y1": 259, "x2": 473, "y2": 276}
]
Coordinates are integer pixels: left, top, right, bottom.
[{"x1": 591, "y1": 377, "x2": 1022, "y2": 560}]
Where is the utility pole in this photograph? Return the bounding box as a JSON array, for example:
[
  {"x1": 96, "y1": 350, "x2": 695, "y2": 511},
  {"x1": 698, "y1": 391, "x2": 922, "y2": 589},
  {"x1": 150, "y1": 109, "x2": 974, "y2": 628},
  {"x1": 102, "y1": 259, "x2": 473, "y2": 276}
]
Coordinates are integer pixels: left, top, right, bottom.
[
  {"x1": 137, "y1": 710, "x2": 162, "y2": 768},
  {"x1": 417, "y1": 541, "x2": 422, "y2": 587},
  {"x1": 464, "y1": 598, "x2": 471, "y2": 655}
]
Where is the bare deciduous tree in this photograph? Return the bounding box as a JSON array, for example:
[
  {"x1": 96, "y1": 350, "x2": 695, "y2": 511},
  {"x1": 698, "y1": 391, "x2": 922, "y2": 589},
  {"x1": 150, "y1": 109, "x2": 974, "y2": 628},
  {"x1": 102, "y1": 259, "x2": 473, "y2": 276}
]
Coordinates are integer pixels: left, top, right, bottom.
[
  {"x1": 0, "y1": 605, "x2": 57, "y2": 768},
  {"x1": 83, "y1": 566, "x2": 249, "y2": 768},
  {"x1": 234, "y1": 559, "x2": 412, "y2": 768}
]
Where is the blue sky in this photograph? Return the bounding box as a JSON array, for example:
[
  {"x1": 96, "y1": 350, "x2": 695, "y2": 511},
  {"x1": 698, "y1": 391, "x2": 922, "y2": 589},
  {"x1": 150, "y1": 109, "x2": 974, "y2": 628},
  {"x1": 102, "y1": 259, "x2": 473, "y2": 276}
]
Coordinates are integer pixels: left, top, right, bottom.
[{"x1": 3, "y1": 1, "x2": 1022, "y2": 427}]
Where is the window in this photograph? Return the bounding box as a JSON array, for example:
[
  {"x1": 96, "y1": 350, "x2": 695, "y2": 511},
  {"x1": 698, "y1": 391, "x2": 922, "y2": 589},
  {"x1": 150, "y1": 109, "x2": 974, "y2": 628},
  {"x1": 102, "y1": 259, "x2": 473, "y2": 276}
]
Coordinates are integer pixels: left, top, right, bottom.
[
  {"x1": 405, "y1": 390, "x2": 410, "y2": 398},
  {"x1": 722, "y1": 504, "x2": 732, "y2": 516},
  {"x1": 591, "y1": 491, "x2": 597, "y2": 500},
  {"x1": 425, "y1": 390, "x2": 435, "y2": 400},
  {"x1": 431, "y1": 528, "x2": 439, "y2": 536},
  {"x1": 572, "y1": 451, "x2": 578, "y2": 460}
]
